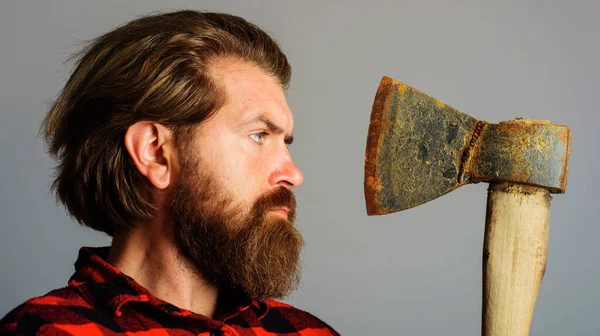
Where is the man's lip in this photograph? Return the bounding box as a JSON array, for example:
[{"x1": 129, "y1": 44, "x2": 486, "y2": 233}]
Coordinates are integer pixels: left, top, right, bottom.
[{"x1": 270, "y1": 208, "x2": 289, "y2": 219}]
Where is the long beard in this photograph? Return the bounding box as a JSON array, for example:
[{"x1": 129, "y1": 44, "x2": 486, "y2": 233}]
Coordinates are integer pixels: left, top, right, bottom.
[{"x1": 170, "y1": 154, "x2": 304, "y2": 300}]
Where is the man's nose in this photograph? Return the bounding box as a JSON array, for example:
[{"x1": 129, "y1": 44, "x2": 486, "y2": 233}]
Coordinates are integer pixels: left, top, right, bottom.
[{"x1": 270, "y1": 156, "x2": 304, "y2": 189}]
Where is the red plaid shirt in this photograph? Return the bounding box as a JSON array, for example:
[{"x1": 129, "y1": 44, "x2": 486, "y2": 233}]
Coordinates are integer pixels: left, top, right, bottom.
[{"x1": 0, "y1": 247, "x2": 339, "y2": 335}]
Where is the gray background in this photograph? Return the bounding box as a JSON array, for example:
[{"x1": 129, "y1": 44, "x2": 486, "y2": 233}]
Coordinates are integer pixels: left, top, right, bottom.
[{"x1": 1, "y1": 0, "x2": 598, "y2": 335}]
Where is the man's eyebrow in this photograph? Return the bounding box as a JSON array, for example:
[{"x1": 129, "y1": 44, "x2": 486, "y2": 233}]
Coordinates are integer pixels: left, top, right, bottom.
[{"x1": 248, "y1": 115, "x2": 294, "y2": 145}]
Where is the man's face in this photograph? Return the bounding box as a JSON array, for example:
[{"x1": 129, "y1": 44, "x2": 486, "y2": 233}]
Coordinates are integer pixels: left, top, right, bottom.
[
  {"x1": 170, "y1": 58, "x2": 304, "y2": 300},
  {"x1": 192, "y1": 58, "x2": 303, "y2": 214}
]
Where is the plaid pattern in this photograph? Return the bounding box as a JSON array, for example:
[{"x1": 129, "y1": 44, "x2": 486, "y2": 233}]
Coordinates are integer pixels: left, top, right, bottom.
[{"x1": 1, "y1": 247, "x2": 339, "y2": 335}]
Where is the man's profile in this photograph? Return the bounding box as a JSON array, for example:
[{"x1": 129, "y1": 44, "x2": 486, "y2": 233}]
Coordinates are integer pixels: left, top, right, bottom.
[{"x1": 0, "y1": 10, "x2": 338, "y2": 335}]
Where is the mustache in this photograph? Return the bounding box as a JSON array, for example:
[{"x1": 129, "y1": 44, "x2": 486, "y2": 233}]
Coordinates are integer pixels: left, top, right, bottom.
[{"x1": 252, "y1": 186, "x2": 296, "y2": 221}]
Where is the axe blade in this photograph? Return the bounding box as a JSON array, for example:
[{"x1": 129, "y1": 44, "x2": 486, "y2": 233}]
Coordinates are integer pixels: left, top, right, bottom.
[{"x1": 365, "y1": 76, "x2": 478, "y2": 215}]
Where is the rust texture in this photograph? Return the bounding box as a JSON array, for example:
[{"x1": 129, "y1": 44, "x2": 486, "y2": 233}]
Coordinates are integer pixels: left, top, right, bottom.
[
  {"x1": 459, "y1": 120, "x2": 489, "y2": 184},
  {"x1": 364, "y1": 76, "x2": 395, "y2": 215},
  {"x1": 364, "y1": 76, "x2": 477, "y2": 215},
  {"x1": 364, "y1": 76, "x2": 571, "y2": 215},
  {"x1": 466, "y1": 119, "x2": 571, "y2": 193}
]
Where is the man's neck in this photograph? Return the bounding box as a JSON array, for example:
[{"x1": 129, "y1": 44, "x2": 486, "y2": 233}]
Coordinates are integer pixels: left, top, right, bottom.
[{"x1": 106, "y1": 219, "x2": 219, "y2": 318}]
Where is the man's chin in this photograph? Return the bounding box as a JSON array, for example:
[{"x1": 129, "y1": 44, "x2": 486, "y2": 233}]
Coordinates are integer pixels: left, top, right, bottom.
[{"x1": 232, "y1": 215, "x2": 303, "y2": 300}]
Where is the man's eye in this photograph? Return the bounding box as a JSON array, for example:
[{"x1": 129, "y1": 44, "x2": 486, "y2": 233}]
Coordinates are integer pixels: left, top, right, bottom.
[{"x1": 250, "y1": 132, "x2": 267, "y2": 144}]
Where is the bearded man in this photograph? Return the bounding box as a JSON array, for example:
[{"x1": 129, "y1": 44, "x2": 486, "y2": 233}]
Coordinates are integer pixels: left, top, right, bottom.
[{"x1": 0, "y1": 10, "x2": 339, "y2": 336}]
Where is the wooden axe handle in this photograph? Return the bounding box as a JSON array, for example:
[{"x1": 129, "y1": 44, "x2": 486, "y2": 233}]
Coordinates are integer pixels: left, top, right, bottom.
[{"x1": 482, "y1": 182, "x2": 550, "y2": 336}]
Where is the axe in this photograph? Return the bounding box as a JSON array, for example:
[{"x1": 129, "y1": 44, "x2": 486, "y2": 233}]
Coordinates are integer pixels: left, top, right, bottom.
[{"x1": 364, "y1": 76, "x2": 571, "y2": 336}]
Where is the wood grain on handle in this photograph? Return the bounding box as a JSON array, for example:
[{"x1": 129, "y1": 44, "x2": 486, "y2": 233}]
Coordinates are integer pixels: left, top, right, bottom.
[{"x1": 482, "y1": 182, "x2": 551, "y2": 336}]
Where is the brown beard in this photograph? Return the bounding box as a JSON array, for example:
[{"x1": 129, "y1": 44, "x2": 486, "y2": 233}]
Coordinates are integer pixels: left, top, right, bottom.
[{"x1": 170, "y1": 150, "x2": 304, "y2": 300}]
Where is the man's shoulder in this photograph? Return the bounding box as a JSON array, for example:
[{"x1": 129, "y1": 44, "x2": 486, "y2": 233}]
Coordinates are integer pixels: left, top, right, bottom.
[
  {"x1": 262, "y1": 300, "x2": 339, "y2": 335},
  {"x1": 0, "y1": 286, "x2": 97, "y2": 335}
]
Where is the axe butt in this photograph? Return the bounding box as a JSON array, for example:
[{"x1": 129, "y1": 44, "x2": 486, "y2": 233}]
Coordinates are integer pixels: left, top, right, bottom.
[{"x1": 482, "y1": 182, "x2": 551, "y2": 336}]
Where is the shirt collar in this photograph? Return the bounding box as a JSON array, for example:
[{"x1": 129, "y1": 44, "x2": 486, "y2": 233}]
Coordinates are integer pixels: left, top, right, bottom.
[{"x1": 67, "y1": 246, "x2": 268, "y2": 323}]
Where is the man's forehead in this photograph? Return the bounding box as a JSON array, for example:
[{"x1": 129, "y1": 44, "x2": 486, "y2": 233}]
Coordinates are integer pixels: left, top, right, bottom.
[{"x1": 208, "y1": 58, "x2": 294, "y2": 130}]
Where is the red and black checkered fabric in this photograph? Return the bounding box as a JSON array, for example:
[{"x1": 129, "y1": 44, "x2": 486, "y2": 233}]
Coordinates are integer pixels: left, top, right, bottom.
[{"x1": 0, "y1": 247, "x2": 339, "y2": 335}]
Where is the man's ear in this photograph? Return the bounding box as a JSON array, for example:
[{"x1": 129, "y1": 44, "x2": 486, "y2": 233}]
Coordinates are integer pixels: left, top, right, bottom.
[{"x1": 124, "y1": 121, "x2": 175, "y2": 190}]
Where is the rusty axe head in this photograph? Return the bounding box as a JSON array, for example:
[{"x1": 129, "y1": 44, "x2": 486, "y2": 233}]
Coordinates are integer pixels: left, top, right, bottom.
[{"x1": 364, "y1": 76, "x2": 571, "y2": 216}]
